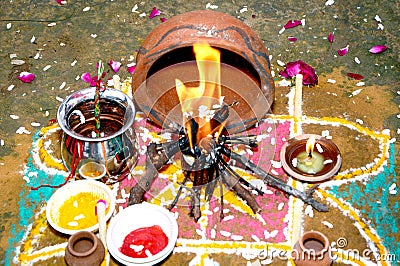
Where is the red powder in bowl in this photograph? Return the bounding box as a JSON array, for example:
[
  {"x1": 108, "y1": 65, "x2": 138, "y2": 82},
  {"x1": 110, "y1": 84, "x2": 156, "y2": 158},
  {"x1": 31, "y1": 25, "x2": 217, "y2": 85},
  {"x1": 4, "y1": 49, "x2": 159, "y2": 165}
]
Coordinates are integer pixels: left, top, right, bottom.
[{"x1": 119, "y1": 225, "x2": 169, "y2": 258}]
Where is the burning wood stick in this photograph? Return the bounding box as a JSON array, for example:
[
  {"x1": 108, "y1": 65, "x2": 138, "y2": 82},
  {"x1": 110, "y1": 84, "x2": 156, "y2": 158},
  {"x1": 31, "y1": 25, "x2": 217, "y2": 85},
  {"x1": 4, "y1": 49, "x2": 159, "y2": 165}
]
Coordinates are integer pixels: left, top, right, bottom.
[
  {"x1": 221, "y1": 146, "x2": 328, "y2": 212},
  {"x1": 219, "y1": 134, "x2": 259, "y2": 148},
  {"x1": 178, "y1": 183, "x2": 201, "y2": 221},
  {"x1": 219, "y1": 165, "x2": 262, "y2": 214},
  {"x1": 128, "y1": 140, "x2": 182, "y2": 205},
  {"x1": 218, "y1": 157, "x2": 264, "y2": 196},
  {"x1": 204, "y1": 165, "x2": 218, "y2": 202},
  {"x1": 167, "y1": 175, "x2": 189, "y2": 210}
]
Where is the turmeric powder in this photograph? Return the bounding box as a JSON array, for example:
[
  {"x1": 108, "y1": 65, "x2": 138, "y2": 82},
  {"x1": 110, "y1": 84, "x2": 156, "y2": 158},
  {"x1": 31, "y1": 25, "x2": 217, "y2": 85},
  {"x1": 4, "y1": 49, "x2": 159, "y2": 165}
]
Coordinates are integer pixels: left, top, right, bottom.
[{"x1": 56, "y1": 192, "x2": 109, "y2": 230}]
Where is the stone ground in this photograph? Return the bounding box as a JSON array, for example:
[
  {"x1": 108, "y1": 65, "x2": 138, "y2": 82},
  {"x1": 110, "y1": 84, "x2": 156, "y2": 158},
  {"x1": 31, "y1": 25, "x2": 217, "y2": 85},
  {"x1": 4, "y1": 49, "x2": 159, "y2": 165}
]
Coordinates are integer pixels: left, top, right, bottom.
[{"x1": 0, "y1": 0, "x2": 399, "y2": 265}]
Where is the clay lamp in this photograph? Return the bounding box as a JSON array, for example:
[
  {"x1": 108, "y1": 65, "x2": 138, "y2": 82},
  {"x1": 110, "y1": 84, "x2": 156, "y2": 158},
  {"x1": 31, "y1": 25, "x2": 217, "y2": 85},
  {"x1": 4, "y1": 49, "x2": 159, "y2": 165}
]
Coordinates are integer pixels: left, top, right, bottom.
[{"x1": 280, "y1": 134, "x2": 342, "y2": 182}]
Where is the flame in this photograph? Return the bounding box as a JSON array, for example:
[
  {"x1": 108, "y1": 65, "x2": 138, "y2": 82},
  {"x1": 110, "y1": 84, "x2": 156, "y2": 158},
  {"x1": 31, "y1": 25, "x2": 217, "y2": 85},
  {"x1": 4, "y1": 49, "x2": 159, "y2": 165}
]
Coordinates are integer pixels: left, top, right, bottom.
[
  {"x1": 306, "y1": 135, "x2": 316, "y2": 157},
  {"x1": 175, "y1": 42, "x2": 222, "y2": 151}
]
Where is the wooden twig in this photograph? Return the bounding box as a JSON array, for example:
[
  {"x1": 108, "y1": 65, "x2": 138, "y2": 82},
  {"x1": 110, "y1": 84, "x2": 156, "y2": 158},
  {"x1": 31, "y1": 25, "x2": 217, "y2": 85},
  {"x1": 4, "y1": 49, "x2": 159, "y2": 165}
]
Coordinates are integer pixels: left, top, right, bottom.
[
  {"x1": 128, "y1": 140, "x2": 181, "y2": 205},
  {"x1": 219, "y1": 164, "x2": 262, "y2": 214},
  {"x1": 221, "y1": 146, "x2": 328, "y2": 212}
]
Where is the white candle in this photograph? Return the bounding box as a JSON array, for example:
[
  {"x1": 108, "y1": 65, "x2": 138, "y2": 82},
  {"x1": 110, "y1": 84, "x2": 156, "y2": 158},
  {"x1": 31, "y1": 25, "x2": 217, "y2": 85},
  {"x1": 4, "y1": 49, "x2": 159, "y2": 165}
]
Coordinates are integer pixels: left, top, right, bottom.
[{"x1": 296, "y1": 135, "x2": 324, "y2": 174}]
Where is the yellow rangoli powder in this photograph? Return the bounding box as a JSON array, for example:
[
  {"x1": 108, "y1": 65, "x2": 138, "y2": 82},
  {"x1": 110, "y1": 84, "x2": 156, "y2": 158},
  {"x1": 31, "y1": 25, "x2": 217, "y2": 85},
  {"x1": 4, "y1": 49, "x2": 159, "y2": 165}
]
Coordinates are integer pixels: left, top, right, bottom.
[{"x1": 56, "y1": 192, "x2": 108, "y2": 230}]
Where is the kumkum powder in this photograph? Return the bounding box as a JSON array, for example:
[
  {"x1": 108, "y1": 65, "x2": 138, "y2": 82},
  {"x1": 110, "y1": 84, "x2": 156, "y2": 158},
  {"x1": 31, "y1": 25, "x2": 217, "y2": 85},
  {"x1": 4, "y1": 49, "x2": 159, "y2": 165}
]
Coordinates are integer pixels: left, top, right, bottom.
[
  {"x1": 119, "y1": 225, "x2": 169, "y2": 258},
  {"x1": 57, "y1": 192, "x2": 108, "y2": 229}
]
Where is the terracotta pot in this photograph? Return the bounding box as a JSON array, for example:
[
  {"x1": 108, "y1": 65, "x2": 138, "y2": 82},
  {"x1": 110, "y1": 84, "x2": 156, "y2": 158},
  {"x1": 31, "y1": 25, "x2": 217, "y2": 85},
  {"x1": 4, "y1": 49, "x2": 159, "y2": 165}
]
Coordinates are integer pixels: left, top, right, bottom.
[
  {"x1": 65, "y1": 231, "x2": 105, "y2": 266},
  {"x1": 132, "y1": 10, "x2": 274, "y2": 133},
  {"x1": 292, "y1": 231, "x2": 332, "y2": 266}
]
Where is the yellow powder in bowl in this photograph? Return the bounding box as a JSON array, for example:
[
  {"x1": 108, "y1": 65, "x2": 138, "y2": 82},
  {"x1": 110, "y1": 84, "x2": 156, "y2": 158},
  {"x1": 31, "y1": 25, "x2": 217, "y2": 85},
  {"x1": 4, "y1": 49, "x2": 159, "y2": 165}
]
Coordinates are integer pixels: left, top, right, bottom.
[{"x1": 56, "y1": 192, "x2": 109, "y2": 230}]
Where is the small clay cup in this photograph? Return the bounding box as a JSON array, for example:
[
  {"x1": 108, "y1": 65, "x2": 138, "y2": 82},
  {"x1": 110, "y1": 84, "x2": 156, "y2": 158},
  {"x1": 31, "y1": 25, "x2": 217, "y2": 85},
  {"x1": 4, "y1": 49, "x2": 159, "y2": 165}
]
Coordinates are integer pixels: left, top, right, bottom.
[
  {"x1": 65, "y1": 231, "x2": 105, "y2": 266},
  {"x1": 292, "y1": 231, "x2": 332, "y2": 266}
]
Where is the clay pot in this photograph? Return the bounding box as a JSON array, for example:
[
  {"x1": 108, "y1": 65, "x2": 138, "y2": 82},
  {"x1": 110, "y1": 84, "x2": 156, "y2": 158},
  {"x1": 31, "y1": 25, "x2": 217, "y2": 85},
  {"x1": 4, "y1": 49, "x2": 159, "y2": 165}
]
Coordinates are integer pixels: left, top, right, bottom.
[
  {"x1": 132, "y1": 10, "x2": 274, "y2": 133},
  {"x1": 65, "y1": 231, "x2": 105, "y2": 266},
  {"x1": 292, "y1": 231, "x2": 332, "y2": 266}
]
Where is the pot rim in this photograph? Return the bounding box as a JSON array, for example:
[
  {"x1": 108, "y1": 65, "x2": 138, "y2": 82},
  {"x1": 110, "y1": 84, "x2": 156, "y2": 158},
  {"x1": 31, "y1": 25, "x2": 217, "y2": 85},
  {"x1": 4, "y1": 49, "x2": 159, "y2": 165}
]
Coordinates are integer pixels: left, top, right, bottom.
[
  {"x1": 57, "y1": 87, "x2": 135, "y2": 142},
  {"x1": 67, "y1": 231, "x2": 98, "y2": 257},
  {"x1": 299, "y1": 230, "x2": 330, "y2": 255}
]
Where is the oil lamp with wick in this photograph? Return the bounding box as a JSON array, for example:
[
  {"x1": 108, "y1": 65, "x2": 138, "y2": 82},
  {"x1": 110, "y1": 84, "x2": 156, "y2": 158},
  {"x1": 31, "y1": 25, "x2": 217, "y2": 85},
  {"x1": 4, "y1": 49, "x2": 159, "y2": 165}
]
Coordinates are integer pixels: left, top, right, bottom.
[{"x1": 280, "y1": 134, "x2": 342, "y2": 182}]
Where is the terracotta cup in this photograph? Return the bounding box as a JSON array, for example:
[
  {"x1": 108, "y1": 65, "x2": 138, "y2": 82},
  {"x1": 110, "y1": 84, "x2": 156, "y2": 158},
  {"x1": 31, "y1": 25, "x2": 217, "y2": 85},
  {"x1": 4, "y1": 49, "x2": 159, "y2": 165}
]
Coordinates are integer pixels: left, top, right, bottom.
[
  {"x1": 292, "y1": 231, "x2": 332, "y2": 266},
  {"x1": 64, "y1": 231, "x2": 105, "y2": 266}
]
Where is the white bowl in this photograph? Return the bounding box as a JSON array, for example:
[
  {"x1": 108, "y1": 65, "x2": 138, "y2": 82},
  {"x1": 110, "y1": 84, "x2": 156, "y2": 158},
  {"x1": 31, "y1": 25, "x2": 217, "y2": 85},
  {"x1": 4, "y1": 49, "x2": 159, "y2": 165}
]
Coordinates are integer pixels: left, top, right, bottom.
[
  {"x1": 46, "y1": 180, "x2": 115, "y2": 235},
  {"x1": 106, "y1": 202, "x2": 178, "y2": 266}
]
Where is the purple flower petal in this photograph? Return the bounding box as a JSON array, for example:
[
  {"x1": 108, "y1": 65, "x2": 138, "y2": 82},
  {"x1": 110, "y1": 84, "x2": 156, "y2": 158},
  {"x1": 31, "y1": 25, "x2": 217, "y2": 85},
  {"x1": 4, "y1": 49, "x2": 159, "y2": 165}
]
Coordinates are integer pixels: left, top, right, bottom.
[
  {"x1": 328, "y1": 32, "x2": 334, "y2": 43},
  {"x1": 337, "y1": 45, "x2": 349, "y2": 56},
  {"x1": 18, "y1": 72, "x2": 35, "y2": 83},
  {"x1": 160, "y1": 17, "x2": 167, "y2": 23},
  {"x1": 149, "y1": 6, "x2": 161, "y2": 19},
  {"x1": 284, "y1": 20, "x2": 302, "y2": 29},
  {"x1": 81, "y1": 72, "x2": 92, "y2": 83},
  {"x1": 278, "y1": 60, "x2": 318, "y2": 86},
  {"x1": 288, "y1": 36, "x2": 297, "y2": 42},
  {"x1": 109, "y1": 60, "x2": 121, "y2": 73},
  {"x1": 369, "y1": 45, "x2": 387, "y2": 54},
  {"x1": 127, "y1": 64, "x2": 136, "y2": 74}
]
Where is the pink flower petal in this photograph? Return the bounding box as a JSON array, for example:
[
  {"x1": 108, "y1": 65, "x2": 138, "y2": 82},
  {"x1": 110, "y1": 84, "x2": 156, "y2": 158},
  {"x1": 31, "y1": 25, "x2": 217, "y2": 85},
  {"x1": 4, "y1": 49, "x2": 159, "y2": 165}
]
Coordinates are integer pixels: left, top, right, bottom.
[
  {"x1": 81, "y1": 72, "x2": 92, "y2": 83},
  {"x1": 328, "y1": 32, "x2": 334, "y2": 43},
  {"x1": 288, "y1": 36, "x2": 297, "y2": 42},
  {"x1": 109, "y1": 60, "x2": 121, "y2": 73},
  {"x1": 149, "y1": 6, "x2": 161, "y2": 19},
  {"x1": 18, "y1": 72, "x2": 35, "y2": 83},
  {"x1": 369, "y1": 45, "x2": 387, "y2": 54},
  {"x1": 284, "y1": 20, "x2": 302, "y2": 29},
  {"x1": 56, "y1": 0, "x2": 67, "y2": 5},
  {"x1": 127, "y1": 65, "x2": 136, "y2": 74},
  {"x1": 90, "y1": 76, "x2": 102, "y2": 87},
  {"x1": 160, "y1": 17, "x2": 167, "y2": 23},
  {"x1": 278, "y1": 60, "x2": 318, "y2": 86},
  {"x1": 337, "y1": 45, "x2": 349, "y2": 56}
]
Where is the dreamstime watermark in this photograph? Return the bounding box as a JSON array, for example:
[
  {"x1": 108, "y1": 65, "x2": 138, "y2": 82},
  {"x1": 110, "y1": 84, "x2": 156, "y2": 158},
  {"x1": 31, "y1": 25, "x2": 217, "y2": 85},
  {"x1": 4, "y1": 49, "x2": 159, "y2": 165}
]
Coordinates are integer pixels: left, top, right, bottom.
[{"x1": 247, "y1": 237, "x2": 398, "y2": 263}]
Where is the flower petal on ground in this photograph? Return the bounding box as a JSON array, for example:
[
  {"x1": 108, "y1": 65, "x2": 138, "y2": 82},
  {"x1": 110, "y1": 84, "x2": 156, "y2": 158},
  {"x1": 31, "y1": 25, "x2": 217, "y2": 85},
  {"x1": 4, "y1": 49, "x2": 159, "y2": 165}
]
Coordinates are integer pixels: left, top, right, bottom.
[
  {"x1": 337, "y1": 45, "x2": 349, "y2": 56},
  {"x1": 278, "y1": 60, "x2": 318, "y2": 86},
  {"x1": 284, "y1": 20, "x2": 302, "y2": 29},
  {"x1": 288, "y1": 36, "x2": 297, "y2": 42},
  {"x1": 347, "y1": 73, "x2": 364, "y2": 80},
  {"x1": 328, "y1": 32, "x2": 334, "y2": 43},
  {"x1": 56, "y1": 0, "x2": 67, "y2": 5},
  {"x1": 109, "y1": 60, "x2": 121, "y2": 73},
  {"x1": 127, "y1": 64, "x2": 136, "y2": 74},
  {"x1": 81, "y1": 72, "x2": 92, "y2": 83},
  {"x1": 149, "y1": 6, "x2": 161, "y2": 19},
  {"x1": 160, "y1": 17, "x2": 167, "y2": 22},
  {"x1": 369, "y1": 45, "x2": 387, "y2": 54},
  {"x1": 18, "y1": 72, "x2": 35, "y2": 83}
]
